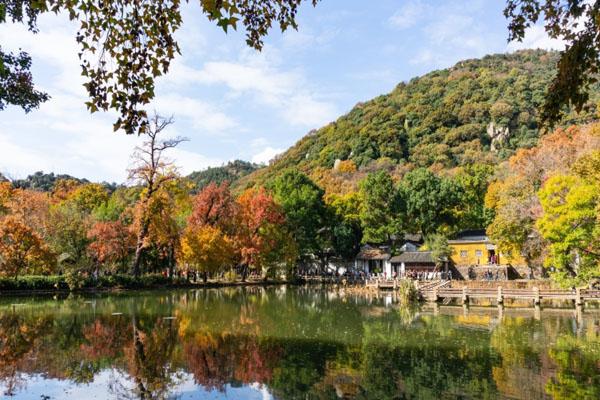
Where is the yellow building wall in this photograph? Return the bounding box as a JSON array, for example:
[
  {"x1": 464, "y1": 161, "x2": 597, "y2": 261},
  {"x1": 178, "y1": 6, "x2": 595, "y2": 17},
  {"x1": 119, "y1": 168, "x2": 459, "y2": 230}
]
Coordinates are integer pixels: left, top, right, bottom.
[{"x1": 449, "y1": 242, "x2": 527, "y2": 267}]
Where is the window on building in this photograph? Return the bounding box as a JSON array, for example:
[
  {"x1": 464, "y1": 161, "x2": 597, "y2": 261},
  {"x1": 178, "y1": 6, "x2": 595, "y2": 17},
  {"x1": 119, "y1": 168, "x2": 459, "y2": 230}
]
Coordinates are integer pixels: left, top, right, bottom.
[
  {"x1": 460, "y1": 250, "x2": 468, "y2": 258},
  {"x1": 475, "y1": 250, "x2": 482, "y2": 258}
]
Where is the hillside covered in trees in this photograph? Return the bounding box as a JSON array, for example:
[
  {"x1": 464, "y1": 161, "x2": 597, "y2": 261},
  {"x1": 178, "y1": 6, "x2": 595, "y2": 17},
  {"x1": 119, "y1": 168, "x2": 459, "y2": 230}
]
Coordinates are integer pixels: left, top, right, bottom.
[
  {"x1": 187, "y1": 160, "x2": 261, "y2": 193},
  {"x1": 239, "y1": 50, "x2": 599, "y2": 193}
]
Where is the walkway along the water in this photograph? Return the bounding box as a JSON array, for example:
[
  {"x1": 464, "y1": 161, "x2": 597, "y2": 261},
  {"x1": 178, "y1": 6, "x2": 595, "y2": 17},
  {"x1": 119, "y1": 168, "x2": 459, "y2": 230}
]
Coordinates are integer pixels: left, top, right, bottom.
[{"x1": 365, "y1": 278, "x2": 600, "y2": 307}]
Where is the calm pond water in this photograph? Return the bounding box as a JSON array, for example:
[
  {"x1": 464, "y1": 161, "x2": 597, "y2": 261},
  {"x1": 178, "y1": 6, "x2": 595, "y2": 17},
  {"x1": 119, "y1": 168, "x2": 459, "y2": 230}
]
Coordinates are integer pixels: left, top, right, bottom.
[{"x1": 0, "y1": 286, "x2": 599, "y2": 400}]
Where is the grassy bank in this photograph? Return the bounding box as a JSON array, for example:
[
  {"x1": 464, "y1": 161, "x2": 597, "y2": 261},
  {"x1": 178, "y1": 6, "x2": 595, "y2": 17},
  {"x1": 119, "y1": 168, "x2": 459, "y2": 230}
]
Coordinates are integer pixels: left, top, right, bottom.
[{"x1": 0, "y1": 274, "x2": 295, "y2": 294}]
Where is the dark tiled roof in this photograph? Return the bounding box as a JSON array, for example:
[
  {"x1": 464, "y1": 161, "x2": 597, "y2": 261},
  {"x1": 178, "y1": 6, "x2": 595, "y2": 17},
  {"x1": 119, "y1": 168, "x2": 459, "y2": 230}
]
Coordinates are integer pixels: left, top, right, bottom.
[
  {"x1": 449, "y1": 229, "x2": 488, "y2": 242},
  {"x1": 390, "y1": 251, "x2": 434, "y2": 264},
  {"x1": 356, "y1": 248, "x2": 390, "y2": 260}
]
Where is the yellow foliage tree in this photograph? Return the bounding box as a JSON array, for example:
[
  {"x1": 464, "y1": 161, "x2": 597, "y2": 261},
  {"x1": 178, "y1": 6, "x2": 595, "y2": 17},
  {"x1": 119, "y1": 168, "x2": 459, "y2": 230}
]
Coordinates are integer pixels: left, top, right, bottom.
[
  {"x1": 179, "y1": 225, "x2": 236, "y2": 282},
  {"x1": 537, "y1": 174, "x2": 599, "y2": 286}
]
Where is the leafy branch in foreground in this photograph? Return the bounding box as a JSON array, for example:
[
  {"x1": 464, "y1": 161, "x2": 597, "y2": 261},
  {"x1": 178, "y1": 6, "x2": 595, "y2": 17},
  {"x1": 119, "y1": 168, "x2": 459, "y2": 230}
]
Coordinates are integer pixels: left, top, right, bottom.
[
  {"x1": 1, "y1": 0, "x2": 319, "y2": 133},
  {"x1": 505, "y1": 0, "x2": 600, "y2": 126}
]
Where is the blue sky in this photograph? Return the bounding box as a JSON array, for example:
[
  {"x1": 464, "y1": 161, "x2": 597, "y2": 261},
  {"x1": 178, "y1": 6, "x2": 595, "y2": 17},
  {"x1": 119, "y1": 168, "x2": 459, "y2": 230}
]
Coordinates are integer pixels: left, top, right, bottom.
[{"x1": 0, "y1": 0, "x2": 563, "y2": 183}]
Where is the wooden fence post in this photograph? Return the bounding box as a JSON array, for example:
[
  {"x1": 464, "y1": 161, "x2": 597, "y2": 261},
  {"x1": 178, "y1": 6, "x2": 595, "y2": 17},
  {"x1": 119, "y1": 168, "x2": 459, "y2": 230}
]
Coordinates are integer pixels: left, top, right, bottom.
[
  {"x1": 497, "y1": 286, "x2": 503, "y2": 304},
  {"x1": 433, "y1": 286, "x2": 439, "y2": 302},
  {"x1": 533, "y1": 287, "x2": 540, "y2": 305},
  {"x1": 576, "y1": 287, "x2": 583, "y2": 306},
  {"x1": 462, "y1": 286, "x2": 468, "y2": 305}
]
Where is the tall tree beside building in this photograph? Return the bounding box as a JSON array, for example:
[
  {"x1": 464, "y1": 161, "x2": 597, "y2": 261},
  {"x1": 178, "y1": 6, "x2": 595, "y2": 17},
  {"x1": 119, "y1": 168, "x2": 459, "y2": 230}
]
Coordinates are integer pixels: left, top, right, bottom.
[
  {"x1": 325, "y1": 192, "x2": 363, "y2": 260},
  {"x1": 486, "y1": 123, "x2": 600, "y2": 283},
  {"x1": 454, "y1": 164, "x2": 495, "y2": 229},
  {"x1": 425, "y1": 234, "x2": 452, "y2": 270},
  {"x1": 358, "y1": 171, "x2": 401, "y2": 244},
  {"x1": 128, "y1": 115, "x2": 185, "y2": 277},
  {"x1": 537, "y1": 174, "x2": 600, "y2": 286},
  {"x1": 397, "y1": 168, "x2": 460, "y2": 236},
  {"x1": 271, "y1": 170, "x2": 327, "y2": 261}
]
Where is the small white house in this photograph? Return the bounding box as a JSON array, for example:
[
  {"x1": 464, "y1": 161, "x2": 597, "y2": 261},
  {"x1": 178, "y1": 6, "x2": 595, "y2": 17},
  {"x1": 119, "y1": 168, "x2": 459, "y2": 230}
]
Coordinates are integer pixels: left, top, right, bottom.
[{"x1": 355, "y1": 245, "x2": 391, "y2": 276}]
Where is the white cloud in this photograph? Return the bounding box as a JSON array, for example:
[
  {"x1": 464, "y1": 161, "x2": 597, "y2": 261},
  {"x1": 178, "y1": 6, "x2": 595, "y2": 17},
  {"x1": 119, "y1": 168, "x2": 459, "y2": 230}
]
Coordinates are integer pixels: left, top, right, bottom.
[
  {"x1": 507, "y1": 25, "x2": 566, "y2": 52},
  {"x1": 0, "y1": 12, "x2": 233, "y2": 182},
  {"x1": 151, "y1": 94, "x2": 238, "y2": 135},
  {"x1": 252, "y1": 146, "x2": 284, "y2": 165},
  {"x1": 169, "y1": 148, "x2": 223, "y2": 175},
  {"x1": 389, "y1": 2, "x2": 424, "y2": 30},
  {"x1": 283, "y1": 95, "x2": 336, "y2": 127},
  {"x1": 163, "y1": 48, "x2": 337, "y2": 128}
]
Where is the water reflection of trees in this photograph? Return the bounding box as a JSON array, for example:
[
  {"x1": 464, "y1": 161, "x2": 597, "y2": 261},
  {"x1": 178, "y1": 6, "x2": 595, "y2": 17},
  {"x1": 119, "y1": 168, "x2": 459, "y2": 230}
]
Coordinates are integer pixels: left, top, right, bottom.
[{"x1": 1, "y1": 289, "x2": 600, "y2": 399}]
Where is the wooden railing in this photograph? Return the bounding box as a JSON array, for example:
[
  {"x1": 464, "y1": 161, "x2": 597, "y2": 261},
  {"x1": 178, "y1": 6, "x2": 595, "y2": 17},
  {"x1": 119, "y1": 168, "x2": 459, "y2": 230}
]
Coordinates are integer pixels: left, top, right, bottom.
[{"x1": 421, "y1": 286, "x2": 600, "y2": 305}]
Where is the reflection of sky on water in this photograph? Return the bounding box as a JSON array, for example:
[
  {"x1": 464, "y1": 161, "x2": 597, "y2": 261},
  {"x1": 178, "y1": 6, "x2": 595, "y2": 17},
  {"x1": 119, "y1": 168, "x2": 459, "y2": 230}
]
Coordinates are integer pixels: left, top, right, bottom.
[{"x1": 3, "y1": 370, "x2": 273, "y2": 400}]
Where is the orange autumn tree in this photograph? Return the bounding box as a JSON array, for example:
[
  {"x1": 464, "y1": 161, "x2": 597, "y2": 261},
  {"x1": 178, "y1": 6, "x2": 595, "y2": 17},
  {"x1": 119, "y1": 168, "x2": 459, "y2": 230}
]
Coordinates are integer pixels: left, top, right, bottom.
[
  {"x1": 0, "y1": 182, "x2": 12, "y2": 214},
  {"x1": 188, "y1": 182, "x2": 237, "y2": 232},
  {"x1": 0, "y1": 216, "x2": 55, "y2": 278},
  {"x1": 236, "y1": 188, "x2": 296, "y2": 280},
  {"x1": 87, "y1": 220, "x2": 135, "y2": 273},
  {"x1": 5, "y1": 188, "x2": 52, "y2": 238}
]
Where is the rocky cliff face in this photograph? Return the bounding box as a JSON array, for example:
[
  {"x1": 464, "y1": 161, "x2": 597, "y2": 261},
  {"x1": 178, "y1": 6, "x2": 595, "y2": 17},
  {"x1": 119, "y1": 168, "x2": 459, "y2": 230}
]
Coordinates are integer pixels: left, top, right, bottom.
[{"x1": 487, "y1": 122, "x2": 510, "y2": 152}]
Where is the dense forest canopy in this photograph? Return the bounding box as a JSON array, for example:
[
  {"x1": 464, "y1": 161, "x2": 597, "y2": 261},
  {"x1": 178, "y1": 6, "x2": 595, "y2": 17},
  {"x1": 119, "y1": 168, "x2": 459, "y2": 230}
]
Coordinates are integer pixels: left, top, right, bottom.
[
  {"x1": 187, "y1": 160, "x2": 262, "y2": 193},
  {"x1": 239, "y1": 50, "x2": 599, "y2": 194}
]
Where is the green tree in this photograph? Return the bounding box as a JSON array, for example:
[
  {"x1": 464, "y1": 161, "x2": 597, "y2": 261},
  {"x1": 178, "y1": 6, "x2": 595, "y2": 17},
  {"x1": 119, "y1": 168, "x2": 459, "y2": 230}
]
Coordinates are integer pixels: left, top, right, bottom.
[
  {"x1": 47, "y1": 202, "x2": 92, "y2": 273},
  {"x1": 358, "y1": 171, "x2": 400, "y2": 244},
  {"x1": 271, "y1": 170, "x2": 327, "y2": 260},
  {"x1": 325, "y1": 193, "x2": 363, "y2": 261},
  {"x1": 454, "y1": 164, "x2": 495, "y2": 229},
  {"x1": 0, "y1": 50, "x2": 49, "y2": 112},
  {"x1": 424, "y1": 234, "x2": 452, "y2": 270},
  {"x1": 398, "y1": 168, "x2": 460, "y2": 235}
]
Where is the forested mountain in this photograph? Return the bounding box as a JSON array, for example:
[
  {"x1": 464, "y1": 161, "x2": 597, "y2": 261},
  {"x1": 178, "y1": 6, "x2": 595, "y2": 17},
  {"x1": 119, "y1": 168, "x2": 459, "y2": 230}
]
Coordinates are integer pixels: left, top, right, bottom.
[
  {"x1": 9, "y1": 171, "x2": 118, "y2": 192},
  {"x1": 187, "y1": 160, "x2": 261, "y2": 193},
  {"x1": 238, "y1": 50, "x2": 599, "y2": 193}
]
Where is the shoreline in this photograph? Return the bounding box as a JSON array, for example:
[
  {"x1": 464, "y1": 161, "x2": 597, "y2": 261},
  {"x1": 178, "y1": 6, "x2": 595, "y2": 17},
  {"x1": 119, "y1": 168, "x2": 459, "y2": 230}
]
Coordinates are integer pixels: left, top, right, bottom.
[{"x1": 0, "y1": 277, "x2": 302, "y2": 297}]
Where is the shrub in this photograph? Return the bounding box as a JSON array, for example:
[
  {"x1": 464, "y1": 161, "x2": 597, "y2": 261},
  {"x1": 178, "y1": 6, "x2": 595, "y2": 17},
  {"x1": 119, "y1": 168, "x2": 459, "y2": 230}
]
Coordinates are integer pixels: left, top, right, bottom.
[
  {"x1": 0, "y1": 275, "x2": 68, "y2": 291},
  {"x1": 0, "y1": 274, "x2": 188, "y2": 292},
  {"x1": 223, "y1": 270, "x2": 238, "y2": 283},
  {"x1": 397, "y1": 280, "x2": 419, "y2": 303}
]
